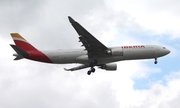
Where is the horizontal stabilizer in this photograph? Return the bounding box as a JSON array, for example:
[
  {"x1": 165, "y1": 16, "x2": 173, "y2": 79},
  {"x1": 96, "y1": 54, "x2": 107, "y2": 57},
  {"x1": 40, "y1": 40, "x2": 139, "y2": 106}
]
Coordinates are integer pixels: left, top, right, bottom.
[
  {"x1": 14, "y1": 54, "x2": 24, "y2": 60},
  {"x1": 10, "y1": 44, "x2": 30, "y2": 60}
]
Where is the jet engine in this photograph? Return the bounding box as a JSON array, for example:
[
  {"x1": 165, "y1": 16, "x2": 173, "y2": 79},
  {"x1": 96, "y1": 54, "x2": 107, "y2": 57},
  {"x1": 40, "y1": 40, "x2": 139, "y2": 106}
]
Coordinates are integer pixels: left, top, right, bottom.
[
  {"x1": 99, "y1": 63, "x2": 117, "y2": 71},
  {"x1": 106, "y1": 48, "x2": 123, "y2": 56}
]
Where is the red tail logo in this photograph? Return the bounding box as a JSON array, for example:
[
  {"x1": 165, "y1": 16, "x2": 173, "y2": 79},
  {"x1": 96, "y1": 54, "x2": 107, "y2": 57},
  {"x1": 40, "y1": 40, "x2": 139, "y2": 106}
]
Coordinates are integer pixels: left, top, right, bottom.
[
  {"x1": 11, "y1": 33, "x2": 38, "y2": 51},
  {"x1": 10, "y1": 33, "x2": 52, "y2": 63}
]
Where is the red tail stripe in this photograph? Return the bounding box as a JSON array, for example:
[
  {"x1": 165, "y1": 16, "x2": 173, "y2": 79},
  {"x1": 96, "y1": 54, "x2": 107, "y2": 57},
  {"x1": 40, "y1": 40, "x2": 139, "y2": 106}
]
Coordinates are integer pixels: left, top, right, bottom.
[
  {"x1": 27, "y1": 51, "x2": 52, "y2": 63},
  {"x1": 14, "y1": 40, "x2": 38, "y2": 51},
  {"x1": 11, "y1": 33, "x2": 52, "y2": 63}
]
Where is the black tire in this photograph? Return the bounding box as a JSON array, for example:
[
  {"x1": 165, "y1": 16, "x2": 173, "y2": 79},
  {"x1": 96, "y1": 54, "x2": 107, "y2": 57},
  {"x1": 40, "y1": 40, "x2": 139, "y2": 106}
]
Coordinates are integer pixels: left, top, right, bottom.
[
  {"x1": 87, "y1": 71, "x2": 91, "y2": 75},
  {"x1": 154, "y1": 61, "x2": 158, "y2": 64},
  {"x1": 91, "y1": 68, "x2": 95, "y2": 72}
]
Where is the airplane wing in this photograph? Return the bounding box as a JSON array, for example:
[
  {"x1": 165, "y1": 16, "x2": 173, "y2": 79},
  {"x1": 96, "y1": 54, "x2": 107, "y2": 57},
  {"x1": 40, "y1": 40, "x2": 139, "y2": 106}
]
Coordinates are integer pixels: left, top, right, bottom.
[
  {"x1": 68, "y1": 16, "x2": 108, "y2": 58},
  {"x1": 64, "y1": 64, "x2": 89, "y2": 71}
]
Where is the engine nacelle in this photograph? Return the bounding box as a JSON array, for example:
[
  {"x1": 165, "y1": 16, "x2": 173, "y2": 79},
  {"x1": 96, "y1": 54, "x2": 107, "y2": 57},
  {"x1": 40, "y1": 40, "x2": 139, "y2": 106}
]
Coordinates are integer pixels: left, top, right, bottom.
[
  {"x1": 99, "y1": 63, "x2": 117, "y2": 71},
  {"x1": 106, "y1": 48, "x2": 123, "y2": 56}
]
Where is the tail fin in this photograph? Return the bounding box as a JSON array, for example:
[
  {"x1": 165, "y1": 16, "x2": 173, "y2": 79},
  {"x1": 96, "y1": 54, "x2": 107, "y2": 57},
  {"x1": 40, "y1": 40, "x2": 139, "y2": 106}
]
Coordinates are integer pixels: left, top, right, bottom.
[
  {"x1": 10, "y1": 44, "x2": 30, "y2": 60},
  {"x1": 10, "y1": 33, "x2": 52, "y2": 63},
  {"x1": 10, "y1": 33, "x2": 38, "y2": 51}
]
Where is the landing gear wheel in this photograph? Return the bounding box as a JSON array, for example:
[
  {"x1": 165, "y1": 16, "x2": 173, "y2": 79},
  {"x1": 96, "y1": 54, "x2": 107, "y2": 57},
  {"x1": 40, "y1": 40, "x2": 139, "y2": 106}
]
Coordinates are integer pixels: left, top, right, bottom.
[
  {"x1": 87, "y1": 71, "x2": 91, "y2": 75},
  {"x1": 154, "y1": 58, "x2": 158, "y2": 64},
  {"x1": 154, "y1": 61, "x2": 158, "y2": 64},
  {"x1": 91, "y1": 68, "x2": 95, "y2": 73},
  {"x1": 88, "y1": 60, "x2": 98, "y2": 75}
]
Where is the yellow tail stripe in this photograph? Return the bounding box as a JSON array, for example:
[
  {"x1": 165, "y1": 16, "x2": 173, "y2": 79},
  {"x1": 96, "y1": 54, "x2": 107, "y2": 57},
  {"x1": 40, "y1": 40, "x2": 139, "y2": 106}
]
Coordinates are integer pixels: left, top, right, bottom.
[{"x1": 10, "y1": 33, "x2": 26, "y2": 41}]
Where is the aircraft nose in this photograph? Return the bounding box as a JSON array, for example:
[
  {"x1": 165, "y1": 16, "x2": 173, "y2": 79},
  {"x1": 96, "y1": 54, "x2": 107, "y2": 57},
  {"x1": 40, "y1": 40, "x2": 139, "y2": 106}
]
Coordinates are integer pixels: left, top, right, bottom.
[
  {"x1": 155, "y1": 47, "x2": 170, "y2": 57},
  {"x1": 166, "y1": 49, "x2": 170, "y2": 54}
]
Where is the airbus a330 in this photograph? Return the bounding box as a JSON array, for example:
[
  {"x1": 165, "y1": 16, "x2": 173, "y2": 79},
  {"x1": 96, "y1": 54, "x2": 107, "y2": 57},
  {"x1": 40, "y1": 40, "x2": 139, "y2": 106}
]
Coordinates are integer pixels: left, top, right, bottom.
[{"x1": 10, "y1": 16, "x2": 170, "y2": 75}]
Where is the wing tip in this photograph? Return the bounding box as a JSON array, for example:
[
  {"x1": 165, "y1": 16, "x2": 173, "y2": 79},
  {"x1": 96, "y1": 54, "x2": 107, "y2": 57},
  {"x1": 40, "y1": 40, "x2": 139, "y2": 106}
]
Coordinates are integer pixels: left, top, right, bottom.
[{"x1": 68, "y1": 16, "x2": 76, "y2": 23}]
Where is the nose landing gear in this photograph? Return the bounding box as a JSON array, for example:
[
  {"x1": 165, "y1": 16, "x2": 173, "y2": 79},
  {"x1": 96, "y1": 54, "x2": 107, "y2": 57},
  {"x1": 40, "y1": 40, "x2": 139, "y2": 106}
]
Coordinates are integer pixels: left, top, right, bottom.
[
  {"x1": 154, "y1": 58, "x2": 158, "y2": 64},
  {"x1": 87, "y1": 60, "x2": 98, "y2": 75}
]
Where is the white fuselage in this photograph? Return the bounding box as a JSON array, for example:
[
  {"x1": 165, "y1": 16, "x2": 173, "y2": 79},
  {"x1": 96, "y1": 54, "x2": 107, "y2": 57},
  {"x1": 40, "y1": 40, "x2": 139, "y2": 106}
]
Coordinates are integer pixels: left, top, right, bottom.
[{"x1": 42, "y1": 45, "x2": 170, "y2": 65}]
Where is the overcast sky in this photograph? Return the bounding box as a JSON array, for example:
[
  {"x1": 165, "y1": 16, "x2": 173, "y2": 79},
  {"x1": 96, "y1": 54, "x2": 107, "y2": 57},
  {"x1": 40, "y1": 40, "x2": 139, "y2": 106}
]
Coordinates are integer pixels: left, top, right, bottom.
[{"x1": 1, "y1": 0, "x2": 180, "y2": 108}]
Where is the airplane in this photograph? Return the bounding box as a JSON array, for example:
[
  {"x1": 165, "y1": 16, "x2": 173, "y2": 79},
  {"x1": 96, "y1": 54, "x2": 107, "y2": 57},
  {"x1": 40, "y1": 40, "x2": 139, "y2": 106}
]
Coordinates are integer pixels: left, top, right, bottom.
[{"x1": 10, "y1": 16, "x2": 170, "y2": 75}]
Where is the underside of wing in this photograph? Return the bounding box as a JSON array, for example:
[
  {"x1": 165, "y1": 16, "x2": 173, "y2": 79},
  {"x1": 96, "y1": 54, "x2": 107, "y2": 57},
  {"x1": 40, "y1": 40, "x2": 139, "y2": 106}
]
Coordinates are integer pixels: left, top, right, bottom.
[
  {"x1": 68, "y1": 16, "x2": 108, "y2": 58},
  {"x1": 64, "y1": 64, "x2": 89, "y2": 71}
]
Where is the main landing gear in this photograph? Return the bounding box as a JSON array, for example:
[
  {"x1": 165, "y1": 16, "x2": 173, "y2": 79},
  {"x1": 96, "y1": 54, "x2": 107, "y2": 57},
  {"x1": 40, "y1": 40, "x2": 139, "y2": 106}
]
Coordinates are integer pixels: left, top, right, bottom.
[
  {"x1": 87, "y1": 60, "x2": 98, "y2": 75},
  {"x1": 87, "y1": 67, "x2": 95, "y2": 75},
  {"x1": 154, "y1": 58, "x2": 158, "y2": 64}
]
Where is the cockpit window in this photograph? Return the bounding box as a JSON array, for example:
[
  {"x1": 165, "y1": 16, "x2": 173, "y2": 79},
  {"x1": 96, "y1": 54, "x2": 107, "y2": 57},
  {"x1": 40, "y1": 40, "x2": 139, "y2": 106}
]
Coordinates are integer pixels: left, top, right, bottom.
[{"x1": 163, "y1": 47, "x2": 166, "y2": 49}]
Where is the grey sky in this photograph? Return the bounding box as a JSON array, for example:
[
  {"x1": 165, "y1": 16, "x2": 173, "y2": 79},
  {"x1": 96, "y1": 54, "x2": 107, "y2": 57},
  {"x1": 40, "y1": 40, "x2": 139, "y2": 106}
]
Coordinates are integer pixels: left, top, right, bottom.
[{"x1": 1, "y1": 0, "x2": 180, "y2": 108}]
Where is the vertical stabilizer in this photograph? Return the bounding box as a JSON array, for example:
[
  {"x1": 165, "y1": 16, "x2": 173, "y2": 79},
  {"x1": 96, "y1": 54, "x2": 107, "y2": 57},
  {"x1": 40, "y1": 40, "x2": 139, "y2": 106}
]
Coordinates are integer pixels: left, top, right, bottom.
[
  {"x1": 10, "y1": 33, "x2": 52, "y2": 63},
  {"x1": 10, "y1": 33, "x2": 38, "y2": 51}
]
